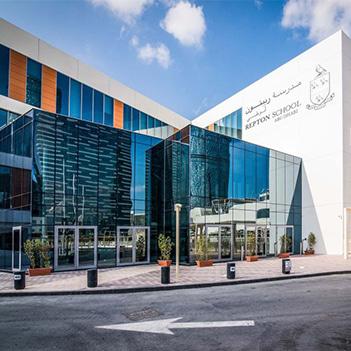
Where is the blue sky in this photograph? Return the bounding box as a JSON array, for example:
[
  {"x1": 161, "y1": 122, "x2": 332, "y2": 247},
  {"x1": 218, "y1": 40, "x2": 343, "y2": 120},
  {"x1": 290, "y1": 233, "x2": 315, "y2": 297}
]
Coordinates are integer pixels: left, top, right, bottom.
[{"x1": 1, "y1": 0, "x2": 350, "y2": 119}]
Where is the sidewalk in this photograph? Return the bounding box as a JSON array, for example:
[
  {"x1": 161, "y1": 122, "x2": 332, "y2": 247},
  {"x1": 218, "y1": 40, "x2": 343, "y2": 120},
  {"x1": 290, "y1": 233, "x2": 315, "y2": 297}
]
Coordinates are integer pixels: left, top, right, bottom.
[{"x1": 1, "y1": 255, "x2": 351, "y2": 295}]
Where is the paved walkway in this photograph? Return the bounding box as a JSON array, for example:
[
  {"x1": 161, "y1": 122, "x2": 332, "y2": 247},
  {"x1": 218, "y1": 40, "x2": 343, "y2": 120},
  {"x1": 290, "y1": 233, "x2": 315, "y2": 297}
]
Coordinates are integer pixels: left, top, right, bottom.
[{"x1": 1, "y1": 255, "x2": 351, "y2": 294}]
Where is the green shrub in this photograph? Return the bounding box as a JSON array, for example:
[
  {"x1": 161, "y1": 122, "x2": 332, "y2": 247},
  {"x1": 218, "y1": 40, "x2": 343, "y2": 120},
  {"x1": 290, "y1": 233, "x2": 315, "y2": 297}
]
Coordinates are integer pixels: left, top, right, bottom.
[
  {"x1": 195, "y1": 233, "x2": 207, "y2": 261},
  {"x1": 158, "y1": 234, "x2": 173, "y2": 260},
  {"x1": 308, "y1": 232, "x2": 316, "y2": 250},
  {"x1": 24, "y1": 239, "x2": 51, "y2": 268}
]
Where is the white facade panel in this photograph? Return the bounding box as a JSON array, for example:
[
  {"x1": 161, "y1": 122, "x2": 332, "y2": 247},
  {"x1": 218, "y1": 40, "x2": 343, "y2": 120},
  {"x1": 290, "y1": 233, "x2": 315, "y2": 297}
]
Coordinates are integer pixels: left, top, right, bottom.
[{"x1": 194, "y1": 31, "x2": 346, "y2": 255}]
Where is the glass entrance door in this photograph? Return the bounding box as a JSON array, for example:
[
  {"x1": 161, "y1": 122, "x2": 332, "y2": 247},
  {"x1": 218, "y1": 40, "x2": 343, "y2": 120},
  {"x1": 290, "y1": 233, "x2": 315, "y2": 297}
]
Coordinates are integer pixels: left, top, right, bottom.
[
  {"x1": 205, "y1": 225, "x2": 233, "y2": 261},
  {"x1": 54, "y1": 226, "x2": 97, "y2": 270},
  {"x1": 117, "y1": 226, "x2": 150, "y2": 265},
  {"x1": 12, "y1": 226, "x2": 22, "y2": 271},
  {"x1": 276, "y1": 226, "x2": 294, "y2": 255},
  {"x1": 256, "y1": 226, "x2": 270, "y2": 256}
]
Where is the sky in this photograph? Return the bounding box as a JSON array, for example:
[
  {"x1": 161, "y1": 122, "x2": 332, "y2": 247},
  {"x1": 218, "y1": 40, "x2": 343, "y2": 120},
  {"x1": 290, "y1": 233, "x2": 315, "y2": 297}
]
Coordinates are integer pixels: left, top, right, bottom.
[{"x1": 1, "y1": 0, "x2": 351, "y2": 120}]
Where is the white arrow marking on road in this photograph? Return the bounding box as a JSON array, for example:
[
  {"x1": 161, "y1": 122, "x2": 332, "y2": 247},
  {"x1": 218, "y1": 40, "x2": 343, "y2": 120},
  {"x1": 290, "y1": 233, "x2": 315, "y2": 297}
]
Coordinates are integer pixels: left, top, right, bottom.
[{"x1": 96, "y1": 318, "x2": 255, "y2": 335}]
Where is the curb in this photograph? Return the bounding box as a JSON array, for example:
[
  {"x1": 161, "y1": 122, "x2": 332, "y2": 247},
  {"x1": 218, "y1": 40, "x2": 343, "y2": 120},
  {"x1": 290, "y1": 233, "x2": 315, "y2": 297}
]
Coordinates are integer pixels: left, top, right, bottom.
[{"x1": 1, "y1": 270, "x2": 351, "y2": 297}]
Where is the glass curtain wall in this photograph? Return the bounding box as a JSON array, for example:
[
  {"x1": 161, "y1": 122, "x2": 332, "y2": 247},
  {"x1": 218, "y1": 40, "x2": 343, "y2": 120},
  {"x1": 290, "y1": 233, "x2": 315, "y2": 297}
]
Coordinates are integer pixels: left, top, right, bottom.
[
  {"x1": 0, "y1": 44, "x2": 9, "y2": 97},
  {"x1": 31, "y1": 110, "x2": 160, "y2": 267},
  {"x1": 149, "y1": 125, "x2": 301, "y2": 263}
]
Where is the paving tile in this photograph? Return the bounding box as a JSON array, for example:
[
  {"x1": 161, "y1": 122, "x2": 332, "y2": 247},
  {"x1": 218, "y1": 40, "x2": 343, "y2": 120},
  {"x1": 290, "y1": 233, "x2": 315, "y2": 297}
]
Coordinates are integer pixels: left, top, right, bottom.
[{"x1": 1, "y1": 255, "x2": 350, "y2": 293}]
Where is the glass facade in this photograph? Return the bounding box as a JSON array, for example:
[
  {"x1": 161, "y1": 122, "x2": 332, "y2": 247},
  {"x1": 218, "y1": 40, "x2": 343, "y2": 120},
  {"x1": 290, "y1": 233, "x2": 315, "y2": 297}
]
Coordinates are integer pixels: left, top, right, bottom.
[
  {"x1": 0, "y1": 111, "x2": 301, "y2": 270},
  {"x1": 211, "y1": 108, "x2": 242, "y2": 139},
  {"x1": 28, "y1": 110, "x2": 160, "y2": 268},
  {"x1": 123, "y1": 103, "x2": 175, "y2": 138},
  {"x1": 0, "y1": 44, "x2": 9, "y2": 97},
  {"x1": 151, "y1": 126, "x2": 302, "y2": 263},
  {"x1": 26, "y1": 58, "x2": 42, "y2": 108},
  {"x1": 56, "y1": 72, "x2": 69, "y2": 116}
]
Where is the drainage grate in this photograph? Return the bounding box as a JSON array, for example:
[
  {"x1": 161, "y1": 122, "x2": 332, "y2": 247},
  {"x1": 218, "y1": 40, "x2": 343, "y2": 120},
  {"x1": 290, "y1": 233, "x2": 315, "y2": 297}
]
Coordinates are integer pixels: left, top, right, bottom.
[{"x1": 123, "y1": 307, "x2": 162, "y2": 321}]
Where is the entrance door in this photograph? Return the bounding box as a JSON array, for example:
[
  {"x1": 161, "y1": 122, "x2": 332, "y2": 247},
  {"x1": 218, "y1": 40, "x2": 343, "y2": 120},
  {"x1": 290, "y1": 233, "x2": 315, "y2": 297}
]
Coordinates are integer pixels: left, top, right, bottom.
[
  {"x1": 245, "y1": 225, "x2": 257, "y2": 257},
  {"x1": 12, "y1": 226, "x2": 22, "y2": 271},
  {"x1": 205, "y1": 225, "x2": 233, "y2": 261},
  {"x1": 54, "y1": 226, "x2": 97, "y2": 271},
  {"x1": 256, "y1": 226, "x2": 270, "y2": 257},
  {"x1": 117, "y1": 226, "x2": 150, "y2": 265}
]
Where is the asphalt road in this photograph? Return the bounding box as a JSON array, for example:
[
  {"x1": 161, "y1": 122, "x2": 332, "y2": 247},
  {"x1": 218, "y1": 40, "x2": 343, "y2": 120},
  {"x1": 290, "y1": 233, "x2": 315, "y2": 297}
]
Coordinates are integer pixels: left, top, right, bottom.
[{"x1": 0, "y1": 275, "x2": 351, "y2": 351}]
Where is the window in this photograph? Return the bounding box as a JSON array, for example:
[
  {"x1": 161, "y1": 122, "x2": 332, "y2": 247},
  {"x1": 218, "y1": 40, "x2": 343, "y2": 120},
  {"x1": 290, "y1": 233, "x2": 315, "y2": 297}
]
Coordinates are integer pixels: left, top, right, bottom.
[
  {"x1": 70, "y1": 79, "x2": 81, "y2": 118},
  {"x1": 0, "y1": 109, "x2": 7, "y2": 127},
  {"x1": 104, "y1": 95, "x2": 113, "y2": 126},
  {"x1": 82, "y1": 85, "x2": 93, "y2": 121},
  {"x1": 26, "y1": 58, "x2": 42, "y2": 107},
  {"x1": 0, "y1": 45, "x2": 9, "y2": 96},
  {"x1": 140, "y1": 112, "x2": 147, "y2": 130},
  {"x1": 123, "y1": 104, "x2": 132, "y2": 130},
  {"x1": 93, "y1": 90, "x2": 103, "y2": 124},
  {"x1": 132, "y1": 108, "x2": 140, "y2": 131},
  {"x1": 56, "y1": 73, "x2": 69, "y2": 115}
]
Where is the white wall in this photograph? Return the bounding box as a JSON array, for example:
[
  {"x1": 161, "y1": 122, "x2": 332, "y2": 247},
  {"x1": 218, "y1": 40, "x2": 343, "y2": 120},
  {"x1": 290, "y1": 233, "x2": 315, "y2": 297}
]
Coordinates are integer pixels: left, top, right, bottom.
[{"x1": 194, "y1": 31, "x2": 345, "y2": 254}]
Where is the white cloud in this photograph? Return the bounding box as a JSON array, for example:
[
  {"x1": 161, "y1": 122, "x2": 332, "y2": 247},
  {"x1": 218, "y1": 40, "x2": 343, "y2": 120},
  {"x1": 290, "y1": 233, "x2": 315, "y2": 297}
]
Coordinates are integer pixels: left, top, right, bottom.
[
  {"x1": 130, "y1": 35, "x2": 139, "y2": 47},
  {"x1": 137, "y1": 43, "x2": 172, "y2": 68},
  {"x1": 161, "y1": 1, "x2": 206, "y2": 47},
  {"x1": 281, "y1": 0, "x2": 351, "y2": 42},
  {"x1": 89, "y1": 0, "x2": 154, "y2": 25}
]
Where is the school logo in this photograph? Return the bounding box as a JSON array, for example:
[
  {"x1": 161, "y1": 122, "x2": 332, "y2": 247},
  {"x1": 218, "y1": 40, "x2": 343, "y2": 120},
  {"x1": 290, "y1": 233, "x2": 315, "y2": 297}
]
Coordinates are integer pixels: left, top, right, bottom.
[{"x1": 306, "y1": 65, "x2": 335, "y2": 110}]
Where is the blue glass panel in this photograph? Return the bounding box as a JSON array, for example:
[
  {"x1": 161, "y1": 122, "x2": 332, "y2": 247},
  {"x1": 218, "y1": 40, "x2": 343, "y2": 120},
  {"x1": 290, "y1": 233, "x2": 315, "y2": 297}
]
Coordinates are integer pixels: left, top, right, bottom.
[
  {"x1": 123, "y1": 104, "x2": 131, "y2": 130},
  {"x1": 154, "y1": 119, "x2": 161, "y2": 128},
  {"x1": 26, "y1": 58, "x2": 42, "y2": 107},
  {"x1": 147, "y1": 115, "x2": 155, "y2": 129},
  {"x1": 93, "y1": 90, "x2": 103, "y2": 124},
  {"x1": 70, "y1": 79, "x2": 81, "y2": 118},
  {"x1": 233, "y1": 147, "x2": 245, "y2": 199},
  {"x1": 0, "y1": 45, "x2": 9, "y2": 96},
  {"x1": 237, "y1": 109, "x2": 242, "y2": 130},
  {"x1": 56, "y1": 73, "x2": 69, "y2": 115},
  {"x1": 104, "y1": 95, "x2": 113, "y2": 126},
  {"x1": 82, "y1": 85, "x2": 93, "y2": 121},
  {"x1": 140, "y1": 112, "x2": 147, "y2": 130},
  {"x1": 132, "y1": 108, "x2": 140, "y2": 131},
  {"x1": 0, "y1": 109, "x2": 7, "y2": 127}
]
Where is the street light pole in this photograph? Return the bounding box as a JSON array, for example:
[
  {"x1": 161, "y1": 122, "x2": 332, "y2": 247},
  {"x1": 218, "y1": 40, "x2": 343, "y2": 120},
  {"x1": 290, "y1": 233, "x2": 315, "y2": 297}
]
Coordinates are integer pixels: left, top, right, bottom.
[{"x1": 174, "y1": 203, "x2": 182, "y2": 280}]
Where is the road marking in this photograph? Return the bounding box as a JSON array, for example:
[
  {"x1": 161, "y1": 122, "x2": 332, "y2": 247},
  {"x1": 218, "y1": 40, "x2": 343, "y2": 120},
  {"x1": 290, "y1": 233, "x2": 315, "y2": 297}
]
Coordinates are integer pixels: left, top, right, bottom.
[{"x1": 96, "y1": 317, "x2": 255, "y2": 335}]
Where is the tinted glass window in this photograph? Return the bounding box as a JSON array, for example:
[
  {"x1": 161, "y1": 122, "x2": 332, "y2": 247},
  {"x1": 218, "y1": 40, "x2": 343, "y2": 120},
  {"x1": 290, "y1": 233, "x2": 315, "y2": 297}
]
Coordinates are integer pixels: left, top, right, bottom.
[
  {"x1": 70, "y1": 79, "x2": 81, "y2": 118},
  {"x1": 82, "y1": 85, "x2": 93, "y2": 121},
  {"x1": 0, "y1": 109, "x2": 7, "y2": 127},
  {"x1": 93, "y1": 90, "x2": 103, "y2": 124},
  {"x1": 26, "y1": 58, "x2": 42, "y2": 107},
  {"x1": 132, "y1": 108, "x2": 139, "y2": 131},
  {"x1": 56, "y1": 73, "x2": 69, "y2": 115},
  {"x1": 123, "y1": 104, "x2": 131, "y2": 130},
  {"x1": 0, "y1": 45, "x2": 9, "y2": 96},
  {"x1": 104, "y1": 95, "x2": 113, "y2": 126},
  {"x1": 140, "y1": 112, "x2": 147, "y2": 130}
]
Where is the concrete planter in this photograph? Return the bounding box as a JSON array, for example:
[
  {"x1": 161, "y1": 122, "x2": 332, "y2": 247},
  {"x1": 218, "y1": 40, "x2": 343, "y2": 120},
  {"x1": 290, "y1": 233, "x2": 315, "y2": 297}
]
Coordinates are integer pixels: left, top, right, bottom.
[
  {"x1": 304, "y1": 249, "x2": 315, "y2": 255},
  {"x1": 196, "y1": 260, "x2": 213, "y2": 267},
  {"x1": 246, "y1": 255, "x2": 258, "y2": 262},
  {"x1": 28, "y1": 267, "x2": 52, "y2": 277},
  {"x1": 158, "y1": 260, "x2": 172, "y2": 267}
]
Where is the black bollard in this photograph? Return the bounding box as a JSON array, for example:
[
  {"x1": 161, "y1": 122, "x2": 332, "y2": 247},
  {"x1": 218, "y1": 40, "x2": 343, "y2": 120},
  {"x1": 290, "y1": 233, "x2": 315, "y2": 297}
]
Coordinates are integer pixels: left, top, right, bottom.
[
  {"x1": 161, "y1": 266, "x2": 170, "y2": 284},
  {"x1": 227, "y1": 262, "x2": 236, "y2": 279},
  {"x1": 87, "y1": 268, "x2": 98, "y2": 288},
  {"x1": 282, "y1": 259, "x2": 291, "y2": 274},
  {"x1": 14, "y1": 270, "x2": 26, "y2": 290}
]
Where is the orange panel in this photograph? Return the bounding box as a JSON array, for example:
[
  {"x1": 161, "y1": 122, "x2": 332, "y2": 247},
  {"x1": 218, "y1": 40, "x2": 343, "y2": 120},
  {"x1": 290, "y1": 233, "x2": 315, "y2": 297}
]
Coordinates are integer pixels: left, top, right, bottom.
[
  {"x1": 9, "y1": 50, "x2": 26, "y2": 102},
  {"x1": 113, "y1": 99, "x2": 123, "y2": 129},
  {"x1": 208, "y1": 123, "x2": 214, "y2": 131},
  {"x1": 41, "y1": 65, "x2": 57, "y2": 113}
]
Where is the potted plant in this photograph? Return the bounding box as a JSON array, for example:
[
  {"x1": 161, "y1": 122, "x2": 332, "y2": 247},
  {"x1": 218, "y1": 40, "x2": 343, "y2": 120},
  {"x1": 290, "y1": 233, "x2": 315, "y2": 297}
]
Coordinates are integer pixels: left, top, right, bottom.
[
  {"x1": 157, "y1": 234, "x2": 173, "y2": 267},
  {"x1": 24, "y1": 239, "x2": 52, "y2": 276},
  {"x1": 195, "y1": 233, "x2": 213, "y2": 267},
  {"x1": 278, "y1": 234, "x2": 292, "y2": 258},
  {"x1": 305, "y1": 232, "x2": 316, "y2": 255},
  {"x1": 246, "y1": 232, "x2": 258, "y2": 262}
]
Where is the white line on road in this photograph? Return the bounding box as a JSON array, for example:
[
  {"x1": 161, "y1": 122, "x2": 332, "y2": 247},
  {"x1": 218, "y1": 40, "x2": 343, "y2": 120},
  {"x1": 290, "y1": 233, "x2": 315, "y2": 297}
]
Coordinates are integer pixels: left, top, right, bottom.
[{"x1": 96, "y1": 318, "x2": 255, "y2": 335}]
